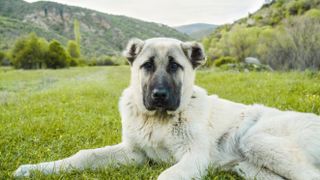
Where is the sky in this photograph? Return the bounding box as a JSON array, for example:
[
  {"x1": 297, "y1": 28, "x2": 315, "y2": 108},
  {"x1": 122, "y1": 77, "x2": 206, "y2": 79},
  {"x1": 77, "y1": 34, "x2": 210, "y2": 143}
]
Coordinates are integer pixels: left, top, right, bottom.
[{"x1": 24, "y1": 0, "x2": 266, "y2": 26}]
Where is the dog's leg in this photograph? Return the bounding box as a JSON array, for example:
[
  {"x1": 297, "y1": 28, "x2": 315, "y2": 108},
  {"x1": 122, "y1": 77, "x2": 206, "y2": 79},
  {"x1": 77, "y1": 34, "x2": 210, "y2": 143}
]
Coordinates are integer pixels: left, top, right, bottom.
[
  {"x1": 240, "y1": 133, "x2": 320, "y2": 180},
  {"x1": 157, "y1": 147, "x2": 210, "y2": 180},
  {"x1": 14, "y1": 143, "x2": 145, "y2": 177},
  {"x1": 233, "y1": 161, "x2": 285, "y2": 180}
]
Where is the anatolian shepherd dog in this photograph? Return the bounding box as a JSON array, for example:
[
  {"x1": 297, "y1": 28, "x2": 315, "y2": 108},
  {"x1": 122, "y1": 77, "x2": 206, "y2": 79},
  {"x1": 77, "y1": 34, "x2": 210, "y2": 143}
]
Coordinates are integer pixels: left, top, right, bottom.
[{"x1": 15, "y1": 38, "x2": 320, "y2": 180}]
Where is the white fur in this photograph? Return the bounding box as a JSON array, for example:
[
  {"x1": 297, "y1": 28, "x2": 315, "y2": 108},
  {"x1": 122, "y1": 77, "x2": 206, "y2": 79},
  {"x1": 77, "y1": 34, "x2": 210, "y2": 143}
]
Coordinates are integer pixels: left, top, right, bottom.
[{"x1": 14, "y1": 38, "x2": 320, "y2": 180}]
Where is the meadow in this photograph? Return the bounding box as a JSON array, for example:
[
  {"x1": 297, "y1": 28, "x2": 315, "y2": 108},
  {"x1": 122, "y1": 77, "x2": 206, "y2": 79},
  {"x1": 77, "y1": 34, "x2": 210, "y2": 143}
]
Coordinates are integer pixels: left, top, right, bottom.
[{"x1": 1, "y1": 66, "x2": 320, "y2": 179}]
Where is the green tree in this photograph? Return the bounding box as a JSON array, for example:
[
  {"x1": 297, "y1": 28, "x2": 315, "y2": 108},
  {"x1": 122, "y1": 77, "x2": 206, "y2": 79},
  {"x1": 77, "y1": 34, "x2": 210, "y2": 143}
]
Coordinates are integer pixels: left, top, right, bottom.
[
  {"x1": 257, "y1": 17, "x2": 320, "y2": 70},
  {"x1": 46, "y1": 40, "x2": 69, "y2": 69},
  {"x1": 67, "y1": 40, "x2": 80, "y2": 66},
  {"x1": 67, "y1": 40, "x2": 80, "y2": 59},
  {"x1": 10, "y1": 33, "x2": 48, "y2": 69},
  {"x1": 74, "y1": 19, "x2": 81, "y2": 47},
  {"x1": 227, "y1": 26, "x2": 261, "y2": 61}
]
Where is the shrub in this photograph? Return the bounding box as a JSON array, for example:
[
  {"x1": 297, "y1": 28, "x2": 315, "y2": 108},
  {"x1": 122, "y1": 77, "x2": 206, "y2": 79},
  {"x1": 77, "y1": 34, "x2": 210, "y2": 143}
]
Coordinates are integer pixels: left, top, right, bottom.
[
  {"x1": 214, "y1": 56, "x2": 237, "y2": 67},
  {"x1": 94, "y1": 56, "x2": 126, "y2": 66},
  {"x1": 96, "y1": 56, "x2": 116, "y2": 66},
  {"x1": 220, "y1": 63, "x2": 273, "y2": 72},
  {"x1": 304, "y1": 9, "x2": 320, "y2": 19},
  {"x1": 260, "y1": 17, "x2": 320, "y2": 70},
  {"x1": 87, "y1": 57, "x2": 97, "y2": 66},
  {"x1": 287, "y1": 0, "x2": 312, "y2": 15},
  {"x1": 0, "y1": 51, "x2": 4, "y2": 65}
]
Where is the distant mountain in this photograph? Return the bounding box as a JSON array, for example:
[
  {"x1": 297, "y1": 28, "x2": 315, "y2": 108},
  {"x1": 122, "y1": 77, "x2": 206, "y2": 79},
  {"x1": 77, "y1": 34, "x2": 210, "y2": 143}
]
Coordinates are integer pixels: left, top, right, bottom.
[
  {"x1": 0, "y1": 0, "x2": 190, "y2": 57},
  {"x1": 175, "y1": 23, "x2": 218, "y2": 39}
]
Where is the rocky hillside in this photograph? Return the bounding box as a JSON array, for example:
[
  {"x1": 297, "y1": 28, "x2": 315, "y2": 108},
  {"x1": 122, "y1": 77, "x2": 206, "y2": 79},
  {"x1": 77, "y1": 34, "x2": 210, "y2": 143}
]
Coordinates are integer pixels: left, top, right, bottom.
[
  {"x1": 0, "y1": 0, "x2": 190, "y2": 56},
  {"x1": 202, "y1": 0, "x2": 320, "y2": 70}
]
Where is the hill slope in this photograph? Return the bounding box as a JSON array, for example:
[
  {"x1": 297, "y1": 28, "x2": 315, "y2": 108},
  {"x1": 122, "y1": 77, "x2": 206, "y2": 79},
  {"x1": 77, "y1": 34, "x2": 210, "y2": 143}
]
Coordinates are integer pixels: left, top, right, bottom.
[
  {"x1": 0, "y1": 16, "x2": 68, "y2": 50},
  {"x1": 175, "y1": 23, "x2": 217, "y2": 39},
  {"x1": 202, "y1": 0, "x2": 320, "y2": 70},
  {"x1": 0, "y1": 0, "x2": 190, "y2": 56}
]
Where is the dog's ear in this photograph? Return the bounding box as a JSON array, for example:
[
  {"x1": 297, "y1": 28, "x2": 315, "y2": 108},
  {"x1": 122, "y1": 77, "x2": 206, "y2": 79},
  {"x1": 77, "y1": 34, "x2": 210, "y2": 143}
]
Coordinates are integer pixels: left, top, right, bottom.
[
  {"x1": 123, "y1": 38, "x2": 144, "y2": 65},
  {"x1": 181, "y1": 42, "x2": 206, "y2": 69}
]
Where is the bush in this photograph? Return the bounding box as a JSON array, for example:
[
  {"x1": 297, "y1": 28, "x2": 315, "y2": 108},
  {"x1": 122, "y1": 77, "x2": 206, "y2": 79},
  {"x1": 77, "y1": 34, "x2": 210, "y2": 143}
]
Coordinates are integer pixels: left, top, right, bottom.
[
  {"x1": 304, "y1": 9, "x2": 320, "y2": 19},
  {"x1": 287, "y1": 0, "x2": 312, "y2": 15},
  {"x1": 46, "y1": 40, "x2": 69, "y2": 69},
  {"x1": 220, "y1": 63, "x2": 273, "y2": 72},
  {"x1": 87, "y1": 57, "x2": 97, "y2": 66},
  {"x1": 91, "y1": 55, "x2": 127, "y2": 66},
  {"x1": 68, "y1": 56, "x2": 79, "y2": 66},
  {"x1": 260, "y1": 17, "x2": 320, "y2": 70},
  {"x1": 0, "y1": 51, "x2": 4, "y2": 65},
  {"x1": 97, "y1": 56, "x2": 115, "y2": 66},
  {"x1": 214, "y1": 56, "x2": 238, "y2": 67},
  {"x1": 287, "y1": 1, "x2": 299, "y2": 15}
]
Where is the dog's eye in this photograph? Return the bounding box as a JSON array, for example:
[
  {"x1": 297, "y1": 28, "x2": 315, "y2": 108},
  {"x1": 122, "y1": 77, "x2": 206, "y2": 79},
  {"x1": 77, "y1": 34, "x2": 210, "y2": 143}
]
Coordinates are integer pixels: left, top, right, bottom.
[
  {"x1": 169, "y1": 62, "x2": 179, "y2": 72},
  {"x1": 142, "y1": 62, "x2": 154, "y2": 71}
]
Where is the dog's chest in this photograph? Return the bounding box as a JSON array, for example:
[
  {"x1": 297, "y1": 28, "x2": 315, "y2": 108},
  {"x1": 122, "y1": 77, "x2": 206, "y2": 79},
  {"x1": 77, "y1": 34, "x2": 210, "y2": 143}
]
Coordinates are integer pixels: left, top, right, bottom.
[{"x1": 129, "y1": 115, "x2": 190, "y2": 163}]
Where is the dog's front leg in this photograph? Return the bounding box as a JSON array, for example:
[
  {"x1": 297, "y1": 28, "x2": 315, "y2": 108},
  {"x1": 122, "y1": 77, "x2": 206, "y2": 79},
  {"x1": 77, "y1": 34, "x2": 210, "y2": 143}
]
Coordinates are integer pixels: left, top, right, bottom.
[
  {"x1": 158, "y1": 147, "x2": 210, "y2": 180},
  {"x1": 14, "y1": 143, "x2": 145, "y2": 177}
]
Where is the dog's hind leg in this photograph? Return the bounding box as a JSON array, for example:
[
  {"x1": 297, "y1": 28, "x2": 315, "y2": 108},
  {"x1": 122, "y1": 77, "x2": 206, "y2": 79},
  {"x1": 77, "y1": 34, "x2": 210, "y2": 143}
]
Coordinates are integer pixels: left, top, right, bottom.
[
  {"x1": 14, "y1": 143, "x2": 146, "y2": 177},
  {"x1": 239, "y1": 133, "x2": 320, "y2": 180},
  {"x1": 233, "y1": 161, "x2": 285, "y2": 180}
]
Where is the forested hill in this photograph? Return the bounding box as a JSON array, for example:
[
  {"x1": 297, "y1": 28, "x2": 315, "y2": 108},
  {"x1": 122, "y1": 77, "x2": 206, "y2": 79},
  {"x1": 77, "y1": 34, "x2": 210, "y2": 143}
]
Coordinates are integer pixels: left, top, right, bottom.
[
  {"x1": 203, "y1": 0, "x2": 320, "y2": 70},
  {"x1": 0, "y1": 0, "x2": 190, "y2": 56}
]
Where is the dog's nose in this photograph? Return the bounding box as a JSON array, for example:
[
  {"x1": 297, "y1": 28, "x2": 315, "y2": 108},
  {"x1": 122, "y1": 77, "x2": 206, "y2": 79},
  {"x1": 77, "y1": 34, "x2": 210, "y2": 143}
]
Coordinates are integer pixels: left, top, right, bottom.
[{"x1": 151, "y1": 88, "x2": 169, "y2": 101}]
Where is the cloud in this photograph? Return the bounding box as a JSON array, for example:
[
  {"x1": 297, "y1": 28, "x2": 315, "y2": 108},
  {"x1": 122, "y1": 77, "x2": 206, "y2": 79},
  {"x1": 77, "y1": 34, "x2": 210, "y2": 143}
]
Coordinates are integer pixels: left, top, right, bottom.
[{"x1": 24, "y1": 0, "x2": 265, "y2": 26}]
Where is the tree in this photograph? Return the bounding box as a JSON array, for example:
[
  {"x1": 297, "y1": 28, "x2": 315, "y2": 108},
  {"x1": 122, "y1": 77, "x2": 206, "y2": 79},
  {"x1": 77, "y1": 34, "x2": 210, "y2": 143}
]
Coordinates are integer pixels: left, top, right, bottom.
[
  {"x1": 258, "y1": 17, "x2": 320, "y2": 70},
  {"x1": 67, "y1": 40, "x2": 80, "y2": 59},
  {"x1": 74, "y1": 19, "x2": 81, "y2": 47},
  {"x1": 10, "y1": 33, "x2": 48, "y2": 69},
  {"x1": 46, "y1": 40, "x2": 69, "y2": 69},
  {"x1": 67, "y1": 40, "x2": 80, "y2": 66},
  {"x1": 227, "y1": 26, "x2": 260, "y2": 61}
]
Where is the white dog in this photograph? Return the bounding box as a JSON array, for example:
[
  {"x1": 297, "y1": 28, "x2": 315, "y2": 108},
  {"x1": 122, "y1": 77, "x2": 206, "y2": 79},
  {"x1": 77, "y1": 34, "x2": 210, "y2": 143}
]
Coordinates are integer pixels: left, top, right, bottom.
[{"x1": 15, "y1": 38, "x2": 320, "y2": 180}]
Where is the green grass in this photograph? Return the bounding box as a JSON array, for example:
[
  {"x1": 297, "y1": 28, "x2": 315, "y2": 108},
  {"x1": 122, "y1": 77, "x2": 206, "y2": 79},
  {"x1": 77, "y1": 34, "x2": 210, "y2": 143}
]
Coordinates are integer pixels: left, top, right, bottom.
[{"x1": 1, "y1": 66, "x2": 320, "y2": 179}]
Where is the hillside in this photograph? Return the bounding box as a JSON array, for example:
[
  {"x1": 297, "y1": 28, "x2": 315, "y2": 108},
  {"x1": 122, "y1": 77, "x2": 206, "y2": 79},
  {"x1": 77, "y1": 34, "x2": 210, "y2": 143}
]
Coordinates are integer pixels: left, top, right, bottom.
[
  {"x1": 203, "y1": 0, "x2": 320, "y2": 70},
  {"x1": 175, "y1": 23, "x2": 218, "y2": 39},
  {"x1": 0, "y1": 0, "x2": 190, "y2": 56},
  {"x1": 0, "y1": 16, "x2": 68, "y2": 50},
  {"x1": 233, "y1": 0, "x2": 320, "y2": 27}
]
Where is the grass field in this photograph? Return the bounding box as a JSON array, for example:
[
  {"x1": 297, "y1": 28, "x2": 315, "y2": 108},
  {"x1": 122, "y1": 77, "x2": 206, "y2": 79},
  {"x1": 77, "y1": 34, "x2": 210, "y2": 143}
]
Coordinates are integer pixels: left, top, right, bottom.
[{"x1": 1, "y1": 66, "x2": 320, "y2": 179}]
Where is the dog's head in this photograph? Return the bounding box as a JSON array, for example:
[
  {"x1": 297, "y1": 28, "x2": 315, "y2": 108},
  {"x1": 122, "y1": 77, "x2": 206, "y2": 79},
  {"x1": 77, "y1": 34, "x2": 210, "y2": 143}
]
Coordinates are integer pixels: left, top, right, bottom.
[{"x1": 123, "y1": 38, "x2": 206, "y2": 113}]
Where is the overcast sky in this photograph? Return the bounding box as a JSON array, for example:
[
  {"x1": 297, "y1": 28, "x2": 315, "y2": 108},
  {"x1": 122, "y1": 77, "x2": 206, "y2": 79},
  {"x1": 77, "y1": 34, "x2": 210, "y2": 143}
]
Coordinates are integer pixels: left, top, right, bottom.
[{"x1": 24, "y1": 0, "x2": 265, "y2": 26}]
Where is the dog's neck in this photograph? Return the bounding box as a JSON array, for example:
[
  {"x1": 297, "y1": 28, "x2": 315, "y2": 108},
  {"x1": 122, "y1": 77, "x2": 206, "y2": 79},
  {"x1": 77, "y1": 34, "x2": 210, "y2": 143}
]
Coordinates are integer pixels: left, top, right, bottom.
[{"x1": 141, "y1": 111, "x2": 177, "y2": 123}]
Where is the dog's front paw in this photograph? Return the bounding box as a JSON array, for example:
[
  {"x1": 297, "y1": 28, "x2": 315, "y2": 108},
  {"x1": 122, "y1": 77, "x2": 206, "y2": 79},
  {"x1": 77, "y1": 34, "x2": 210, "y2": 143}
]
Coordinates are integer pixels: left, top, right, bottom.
[
  {"x1": 14, "y1": 164, "x2": 36, "y2": 177},
  {"x1": 158, "y1": 169, "x2": 186, "y2": 180}
]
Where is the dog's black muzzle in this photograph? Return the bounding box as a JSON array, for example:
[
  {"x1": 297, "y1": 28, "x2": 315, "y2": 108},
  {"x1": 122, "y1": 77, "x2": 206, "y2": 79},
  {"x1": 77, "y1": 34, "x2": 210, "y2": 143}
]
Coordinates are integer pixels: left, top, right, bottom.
[{"x1": 144, "y1": 86, "x2": 180, "y2": 111}]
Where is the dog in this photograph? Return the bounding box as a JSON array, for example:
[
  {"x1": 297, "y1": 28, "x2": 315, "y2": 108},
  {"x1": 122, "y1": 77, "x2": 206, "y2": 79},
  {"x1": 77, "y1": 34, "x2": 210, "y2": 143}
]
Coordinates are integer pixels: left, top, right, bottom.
[{"x1": 14, "y1": 38, "x2": 320, "y2": 180}]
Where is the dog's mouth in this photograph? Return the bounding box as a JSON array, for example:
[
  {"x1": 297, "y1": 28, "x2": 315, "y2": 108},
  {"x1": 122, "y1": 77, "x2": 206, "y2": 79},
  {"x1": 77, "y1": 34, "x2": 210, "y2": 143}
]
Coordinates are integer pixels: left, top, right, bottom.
[{"x1": 144, "y1": 99, "x2": 180, "y2": 112}]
